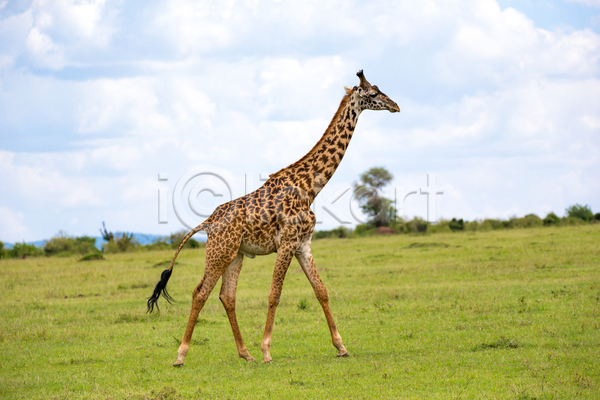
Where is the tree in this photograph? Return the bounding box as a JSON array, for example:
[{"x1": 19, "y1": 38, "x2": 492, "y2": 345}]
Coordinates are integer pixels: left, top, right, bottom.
[
  {"x1": 353, "y1": 167, "x2": 395, "y2": 227},
  {"x1": 115, "y1": 232, "x2": 137, "y2": 252},
  {"x1": 104, "y1": 232, "x2": 139, "y2": 253},
  {"x1": 543, "y1": 212, "x2": 560, "y2": 226},
  {"x1": 99, "y1": 221, "x2": 114, "y2": 242},
  {"x1": 449, "y1": 218, "x2": 465, "y2": 231},
  {"x1": 566, "y1": 204, "x2": 593, "y2": 222}
]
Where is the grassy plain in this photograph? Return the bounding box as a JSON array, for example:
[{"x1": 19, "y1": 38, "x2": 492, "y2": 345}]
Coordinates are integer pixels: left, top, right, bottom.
[{"x1": 0, "y1": 225, "x2": 599, "y2": 399}]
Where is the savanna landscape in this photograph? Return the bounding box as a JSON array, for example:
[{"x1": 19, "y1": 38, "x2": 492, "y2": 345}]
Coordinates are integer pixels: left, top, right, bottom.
[
  {"x1": 1, "y1": 224, "x2": 598, "y2": 399},
  {"x1": 2, "y1": 1, "x2": 600, "y2": 399}
]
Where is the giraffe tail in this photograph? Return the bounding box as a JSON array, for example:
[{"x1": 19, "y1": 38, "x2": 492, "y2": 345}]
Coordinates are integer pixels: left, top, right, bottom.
[{"x1": 146, "y1": 223, "x2": 207, "y2": 313}]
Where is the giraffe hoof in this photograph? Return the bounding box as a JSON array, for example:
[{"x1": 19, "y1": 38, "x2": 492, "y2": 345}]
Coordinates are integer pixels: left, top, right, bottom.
[
  {"x1": 337, "y1": 352, "x2": 350, "y2": 357},
  {"x1": 262, "y1": 359, "x2": 273, "y2": 364},
  {"x1": 173, "y1": 362, "x2": 184, "y2": 367}
]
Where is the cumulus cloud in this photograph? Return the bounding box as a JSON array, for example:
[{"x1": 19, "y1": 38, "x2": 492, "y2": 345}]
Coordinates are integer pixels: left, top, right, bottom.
[
  {"x1": 566, "y1": 0, "x2": 600, "y2": 7},
  {"x1": 0, "y1": 150, "x2": 104, "y2": 208},
  {"x1": 0, "y1": 0, "x2": 113, "y2": 69},
  {"x1": 25, "y1": 26, "x2": 64, "y2": 68},
  {"x1": 0, "y1": 0, "x2": 598, "y2": 240},
  {"x1": 0, "y1": 206, "x2": 29, "y2": 243}
]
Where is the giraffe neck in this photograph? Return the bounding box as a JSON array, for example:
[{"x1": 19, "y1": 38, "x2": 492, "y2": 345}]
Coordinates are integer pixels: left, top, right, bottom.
[{"x1": 270, "y1": 93, "x2": 361, "y2": 202}]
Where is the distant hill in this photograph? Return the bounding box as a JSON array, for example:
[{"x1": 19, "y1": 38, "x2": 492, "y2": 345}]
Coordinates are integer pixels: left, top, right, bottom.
[
  {"x1": 3, "y1": 232, "x2": 206, "y2": 250},
  {"x1": 113, "y1": 232, "x2": 165, "y2": 246},
  {"x1": 2, "y1": 239, "x2": 48, "y2": 249},
  {"x1": 115, "y1": 232, "x2": 206, "y2": 246}
]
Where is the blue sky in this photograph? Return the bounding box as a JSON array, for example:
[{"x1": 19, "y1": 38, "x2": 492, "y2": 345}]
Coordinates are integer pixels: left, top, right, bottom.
[{"x1": 0, "y1": 0, "x2": 599, "y2": 242}]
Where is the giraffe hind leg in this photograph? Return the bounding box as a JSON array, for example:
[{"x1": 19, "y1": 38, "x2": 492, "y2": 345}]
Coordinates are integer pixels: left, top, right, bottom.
[
  {"x1": 174, "y1": 219, "x2": 243, "y2": 367},
  {"x1": 219, "y1": 252, "x2": 255, "y2": 361}
]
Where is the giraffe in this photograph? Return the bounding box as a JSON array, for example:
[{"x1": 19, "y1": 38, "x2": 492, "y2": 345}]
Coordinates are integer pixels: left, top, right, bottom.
[{"x1": 147, "y1": 70, "x2": 400, "y2": 367}]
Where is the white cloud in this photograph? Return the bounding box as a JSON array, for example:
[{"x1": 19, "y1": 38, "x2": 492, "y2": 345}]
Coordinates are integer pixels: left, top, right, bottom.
[
  {"x1": 541, "y1": 29, "x2": 600, "y2": 76},
  {"x1": 25, "y1": 26, "x2": 64, "y2": 69},
  {"x1": 0, "y1": 0, "x2": 599, "y2": 239},
  {"x1": 566, "y1": 0, "x2": 600, "y2": 7},
  {"x1": 451, "y1": 4, "x2": 538, "y2": 60},
  {"x1": 0, "y1": 8, "x2": 33, "y2": 64},
  {"x1": 0, "y1": 0, "x2": 113, "y2": 70},
  {"x1": 75, "y1": 75, "x2": 219, "y2": 138},
  {"x1": 31, "y1": 0, "x2": 112, "y2": 45},
  {"x1": 0, "y1": 206, "x2": 29, "y2": 243},
  {"x1": 76, "y1": 77, "x2": 163, "y2": 135},
  {"x1": 581, "y1": 115, "x2": 600, "y2": 129},
  {"x1": 0, "y1": 150, "x2": 105, "y2": 208},
  {"x1": 152, "y1": 0, "x2": 235, "y2": 54},
  {"x1": 436, "y1": 3, "x2": 600, "y2": 88}
]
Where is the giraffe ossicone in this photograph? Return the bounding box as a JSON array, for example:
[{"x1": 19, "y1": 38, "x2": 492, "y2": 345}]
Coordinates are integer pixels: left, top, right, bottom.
[{"x1": 147, "y1": 70, "x2": 400, "y2": 366}]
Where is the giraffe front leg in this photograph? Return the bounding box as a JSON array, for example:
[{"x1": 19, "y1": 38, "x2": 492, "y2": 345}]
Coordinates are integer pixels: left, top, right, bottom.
[
  {"x1": 296, "y1": 241, "x2": 349, "y2": 357},
  {"x1": 260, "y1": 243, "x2": 296, "y2": 363}
]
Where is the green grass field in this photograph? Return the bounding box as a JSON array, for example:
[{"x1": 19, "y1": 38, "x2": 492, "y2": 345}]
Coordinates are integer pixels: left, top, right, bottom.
[{"x1": 1, "y1": 225, "x2": 599, "y2": 399}]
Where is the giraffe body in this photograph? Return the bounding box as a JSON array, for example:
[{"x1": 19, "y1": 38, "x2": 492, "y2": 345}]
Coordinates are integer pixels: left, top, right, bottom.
[{"x1": 147, "y1": 70, "x2": 400, "y2": 366}]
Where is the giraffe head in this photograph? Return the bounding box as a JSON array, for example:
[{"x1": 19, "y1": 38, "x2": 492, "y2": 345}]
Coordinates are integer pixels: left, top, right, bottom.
[{"x1": 345, "y1": 70, "x2": 400, "y2": 113}]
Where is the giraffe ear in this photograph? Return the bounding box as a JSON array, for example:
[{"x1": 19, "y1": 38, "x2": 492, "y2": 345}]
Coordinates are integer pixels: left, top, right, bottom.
[{"x1": 344, "y1": 86, "x2": 353, "y2": 94}]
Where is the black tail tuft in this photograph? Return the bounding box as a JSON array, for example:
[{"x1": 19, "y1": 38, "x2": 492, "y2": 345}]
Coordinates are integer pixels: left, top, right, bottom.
[{"x1": 147, "y1": 269, "x2": 174, "y2": 313}]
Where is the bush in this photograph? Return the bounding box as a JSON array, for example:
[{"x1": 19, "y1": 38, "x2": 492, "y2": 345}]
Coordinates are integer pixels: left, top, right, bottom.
[
  {"x1": 352, "y1": 224, "x2": 375, "y2": 237},
  {"x1": 566, "y1": 204, "x2": 593, "y2": 222},
  {"x1": 396, "y1": 218, "x2": 429, "y2": 234},
  {"x1": 595, "y1": 213, "x2": 600, "y2": 222},
  {"x1": 104, "y1": 233, "x2": 139, "y2": 253},
  {"x1": 313, "y1": 226, "x2": 353, "y2": 240},
  {"x1": 477, "y1": 218, "x2": 513, "y2": 231},
  {"x1": 44, "y1": 233, "x2": 98, "y2": 257},
  {"x1": 449, "y1": 218, "x2": 465, "y2": 232},
  {"x1": 79, "y1": 253, "x2": 105, "y2": 261},
  {"x1": 428, "y1": 220, "x2": 452, "y2": 234},
  {"x1": 167, "y1": 230, "x2": 202, "y2": 249},
  {"x1": 560, "y1": 217, "x2": 584, "y2": 226},
  {"x1": 498, "y1": 218, "x2": 515, "y2": 229},
  {"x1": 465, "y1": 220, "x2": 480, "y2": 231},
  {"x1": 543, "y1": 212, "x2": 560, "y2": 226},
  {"x1": 143, "y1": 240, "x2": 173, "y2": 252},
  {"x1": 141, "y1": 231, "x2": 204, "y2": 251},
  {"x1": 513, "y1": 214, "x2": 542, "y2": 229},
  {"x1": 7, "y1": 242, "x2": 43, "y2": 258}
]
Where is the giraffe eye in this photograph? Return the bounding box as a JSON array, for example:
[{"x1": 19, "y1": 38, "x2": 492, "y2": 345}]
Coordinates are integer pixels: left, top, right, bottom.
[{"x1": 369, "y1": 92, "x2": 377, "y2": 98}]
